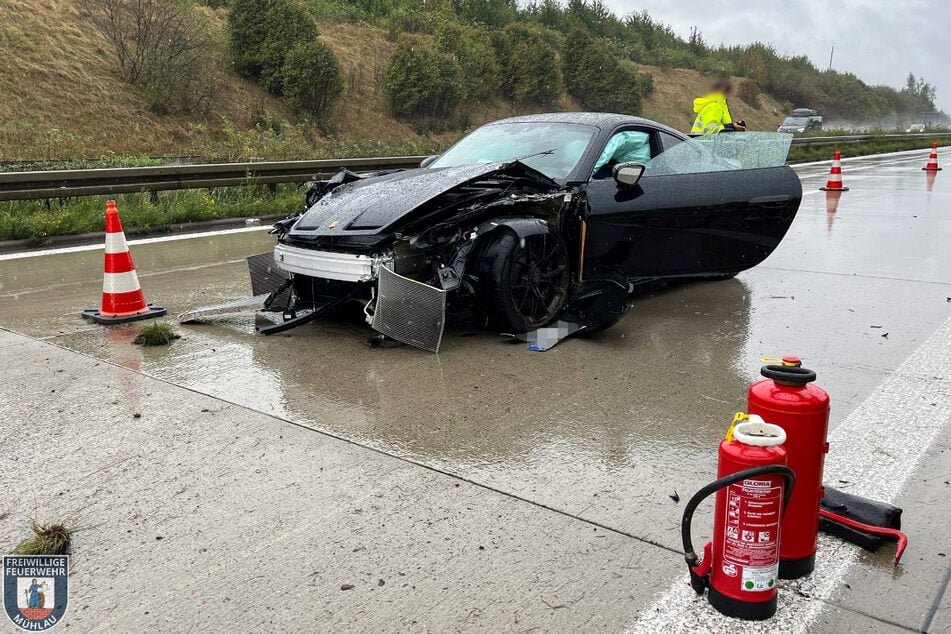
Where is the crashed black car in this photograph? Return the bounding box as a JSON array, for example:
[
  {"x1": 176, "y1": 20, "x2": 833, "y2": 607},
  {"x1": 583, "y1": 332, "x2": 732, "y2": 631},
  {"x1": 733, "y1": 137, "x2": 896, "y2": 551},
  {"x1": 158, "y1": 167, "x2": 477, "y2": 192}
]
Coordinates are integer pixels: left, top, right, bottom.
[{"x1": 244, "y1": 114, "x2": 801, "y2": 351}]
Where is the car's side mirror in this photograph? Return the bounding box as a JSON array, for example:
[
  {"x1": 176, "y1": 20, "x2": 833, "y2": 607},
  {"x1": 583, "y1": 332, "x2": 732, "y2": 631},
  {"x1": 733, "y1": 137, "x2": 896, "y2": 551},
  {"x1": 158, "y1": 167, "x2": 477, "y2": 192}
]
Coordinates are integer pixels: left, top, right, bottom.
[
  {"x1": 419, "y1": 155, "x2": 439, "y2": 169},
  {"x1": 613, "y1": 162, "x2": 645, "y2": 189}
]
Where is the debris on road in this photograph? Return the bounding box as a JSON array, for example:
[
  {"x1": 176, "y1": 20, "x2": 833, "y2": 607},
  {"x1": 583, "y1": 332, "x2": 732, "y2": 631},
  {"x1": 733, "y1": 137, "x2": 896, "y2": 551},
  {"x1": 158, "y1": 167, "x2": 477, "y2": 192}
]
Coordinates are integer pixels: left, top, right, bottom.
[
  {"x1": 11, "y1": 521, "x2": 73, "y2": 556},
  {"x1": 133, "y1": 323, "x2": 179, "y2": 346}
]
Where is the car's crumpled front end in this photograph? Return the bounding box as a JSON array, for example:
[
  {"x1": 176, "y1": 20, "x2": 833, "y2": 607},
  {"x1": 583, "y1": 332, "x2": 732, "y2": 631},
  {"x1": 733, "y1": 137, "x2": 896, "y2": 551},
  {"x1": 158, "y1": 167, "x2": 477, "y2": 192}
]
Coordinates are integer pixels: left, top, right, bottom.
[{"x1": 267, "y1": 161, "x2": 568, "y2": 351}]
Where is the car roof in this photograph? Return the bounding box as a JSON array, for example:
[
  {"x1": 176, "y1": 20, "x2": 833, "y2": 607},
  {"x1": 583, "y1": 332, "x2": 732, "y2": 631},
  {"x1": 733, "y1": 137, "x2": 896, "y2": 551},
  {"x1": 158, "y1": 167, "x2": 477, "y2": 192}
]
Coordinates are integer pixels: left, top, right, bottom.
[{"x1": 489, "y1": 112, "x2": 684, "y2": 137}]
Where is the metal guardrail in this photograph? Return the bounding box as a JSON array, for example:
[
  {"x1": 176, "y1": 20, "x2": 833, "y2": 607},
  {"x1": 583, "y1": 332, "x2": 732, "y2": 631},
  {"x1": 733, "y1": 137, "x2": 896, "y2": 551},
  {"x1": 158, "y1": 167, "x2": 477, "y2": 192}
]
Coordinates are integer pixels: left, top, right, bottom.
[
  {"x1": 0, "y1": 156, "x2": 426, "y2": 202},
  {"x1": 1, "y1": 133, "x2": 949, "y2": 201},
  {"x1": 790, "y1": 132, "x2": 951, "y2": 146}
]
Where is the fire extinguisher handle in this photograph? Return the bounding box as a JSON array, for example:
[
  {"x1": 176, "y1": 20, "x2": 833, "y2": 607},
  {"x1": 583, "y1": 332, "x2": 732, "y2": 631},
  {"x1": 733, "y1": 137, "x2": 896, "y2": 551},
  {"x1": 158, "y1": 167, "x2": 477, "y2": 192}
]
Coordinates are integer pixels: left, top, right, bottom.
[
  {"x1": 760, "y1": 364, "x2": 817, "y2": 384},
  {"x1": 681, "y1": 465, "x2": 796, "y2": 594}
]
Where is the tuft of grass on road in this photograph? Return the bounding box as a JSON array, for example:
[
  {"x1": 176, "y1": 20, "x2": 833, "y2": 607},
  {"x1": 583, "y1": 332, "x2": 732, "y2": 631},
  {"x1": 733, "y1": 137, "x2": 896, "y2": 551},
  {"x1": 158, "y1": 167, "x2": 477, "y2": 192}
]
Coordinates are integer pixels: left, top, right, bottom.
[
  {"x1": 0, "y1": 184, "x2": 304, "y2": 243},
  {"x1": 788, "y1": 137, "x2": 947, "y2": 163},
  {"x1": 11, "y1": 521, "x2": 72, "y2": 556},
  {"x1": 133, "y1": 322, "x2": 178, "y2": 346}
]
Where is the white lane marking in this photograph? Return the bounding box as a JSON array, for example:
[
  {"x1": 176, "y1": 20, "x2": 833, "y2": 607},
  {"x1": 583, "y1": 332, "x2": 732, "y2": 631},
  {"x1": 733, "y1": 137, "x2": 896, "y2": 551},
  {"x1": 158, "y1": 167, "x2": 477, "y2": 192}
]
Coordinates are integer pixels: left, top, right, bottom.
[
  {"x1": 629, "y1": 313, "x2": 951, "y2": 633},
  {"x1": 0, "y1": 225, "x2": 270, "y2": 261},
  {"x1": 794, "y1": 145, "x2": 948, "y2": 169},
  {"x1": 1, "y1": 147, "x2": 941, "y2": 261},
  {"x1": 0, "y1": 147, "x2": 942, "y2": 261},
  {"x1": 795, "y1": 149, "x2": 936, "y2": 197}
]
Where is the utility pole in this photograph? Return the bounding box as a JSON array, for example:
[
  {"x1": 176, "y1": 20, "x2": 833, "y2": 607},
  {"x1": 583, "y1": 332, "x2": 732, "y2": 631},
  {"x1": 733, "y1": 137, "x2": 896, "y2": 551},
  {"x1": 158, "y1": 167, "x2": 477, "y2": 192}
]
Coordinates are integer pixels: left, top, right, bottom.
[{"x1": 828, "y1": 43, "x2": 835, "y2": 71}]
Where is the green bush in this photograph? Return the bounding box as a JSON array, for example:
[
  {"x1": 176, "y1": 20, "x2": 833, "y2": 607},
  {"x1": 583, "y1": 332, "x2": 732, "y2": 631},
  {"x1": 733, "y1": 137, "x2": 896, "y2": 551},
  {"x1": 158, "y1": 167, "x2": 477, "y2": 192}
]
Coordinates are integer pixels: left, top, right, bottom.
[
  {"x1": 385, "y1": 35, "x2": 463, "y2": 118},
  {"x1": 228, "y1": 0, "x2": 317, "y2": 93},
  {"x1": 382, "y1": 8, "x2": 439, "y2": 39},
  {"x1": 493, "y1": 24, "x2": 562, "y2": 106},
  {"x1": 737, "y1": 79, "x2": 761, "y2": 109},
  {"x1": 281, "y1": 40, "x2": 345, "y2": 116},
  {"x1": 433, "y1": 22, "x2": 500, "y2": 102},
  {"x1": 79, "y1": 0, "x2": 220, "y2": 115},
  {"x1": 461, "y1": 0, "x2": 517, "y2": 28},
  {"x1": 563, "y1": 28, "x2": 647, "y2": 114}
]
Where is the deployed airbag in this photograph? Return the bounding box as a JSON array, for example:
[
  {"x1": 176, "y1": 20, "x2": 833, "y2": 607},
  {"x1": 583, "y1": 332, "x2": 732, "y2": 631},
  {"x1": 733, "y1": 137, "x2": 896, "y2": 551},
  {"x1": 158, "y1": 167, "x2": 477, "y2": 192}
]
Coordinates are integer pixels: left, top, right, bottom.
[{"x1": 592, "y1": 131, "x2": 651, "y2": 174}]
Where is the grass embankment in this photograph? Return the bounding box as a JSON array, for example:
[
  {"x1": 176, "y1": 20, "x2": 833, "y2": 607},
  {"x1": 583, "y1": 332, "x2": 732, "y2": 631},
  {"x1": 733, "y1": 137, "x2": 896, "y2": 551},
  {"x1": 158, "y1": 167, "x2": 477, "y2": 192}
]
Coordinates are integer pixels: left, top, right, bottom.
[
  {"x1": 787, "y1": 136, "x2": 946, "y2": 163},
  {"x1": 0, "y1": 185, "x2": 304, "y2": 243}
]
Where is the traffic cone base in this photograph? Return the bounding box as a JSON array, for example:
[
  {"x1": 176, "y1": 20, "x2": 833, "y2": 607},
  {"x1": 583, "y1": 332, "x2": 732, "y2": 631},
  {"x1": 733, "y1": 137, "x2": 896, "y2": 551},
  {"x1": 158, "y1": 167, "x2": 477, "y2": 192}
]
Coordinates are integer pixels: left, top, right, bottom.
[
  {"x1": 82, "y1": 200, "x2": 166, "y2": 324},
  {"x1": 922, "y1": 167, "x2": 942, "y2": 171},
  {"x1": 820, "y1": 185, "x2": 849, "y2": 191},
  {"x1": 82, "y1": 303, "x2": 167, "y2": 325}
]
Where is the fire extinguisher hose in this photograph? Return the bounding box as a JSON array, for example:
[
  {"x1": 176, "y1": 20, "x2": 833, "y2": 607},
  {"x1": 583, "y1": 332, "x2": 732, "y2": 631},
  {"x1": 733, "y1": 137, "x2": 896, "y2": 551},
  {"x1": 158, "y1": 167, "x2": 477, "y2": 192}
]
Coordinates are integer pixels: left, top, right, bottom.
[
  {"x1": 681, "y1": 465, "x2": 796, "y2": 594},
  {"x1": 818, "y1": 508, "x2": 908, "y2": 565}
]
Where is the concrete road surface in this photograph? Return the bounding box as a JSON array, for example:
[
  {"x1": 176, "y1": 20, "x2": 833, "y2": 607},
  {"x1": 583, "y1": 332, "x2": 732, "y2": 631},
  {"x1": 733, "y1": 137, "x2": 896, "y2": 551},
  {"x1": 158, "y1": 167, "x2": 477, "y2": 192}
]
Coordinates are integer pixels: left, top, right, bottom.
[{"x1": 1, "y1": 148, "x2": 949, "y2": 632}]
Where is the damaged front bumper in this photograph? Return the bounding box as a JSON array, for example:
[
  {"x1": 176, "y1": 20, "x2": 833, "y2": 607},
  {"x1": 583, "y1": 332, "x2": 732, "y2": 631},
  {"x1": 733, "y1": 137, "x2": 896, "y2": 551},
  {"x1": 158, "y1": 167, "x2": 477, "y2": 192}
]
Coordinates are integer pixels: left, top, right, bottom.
[
  {"x1": 273, "y1": 243, "x2": 393, "y2": 283},
  {"x1": 272, "y1": 244, "x2": 447, "y2": 351}
]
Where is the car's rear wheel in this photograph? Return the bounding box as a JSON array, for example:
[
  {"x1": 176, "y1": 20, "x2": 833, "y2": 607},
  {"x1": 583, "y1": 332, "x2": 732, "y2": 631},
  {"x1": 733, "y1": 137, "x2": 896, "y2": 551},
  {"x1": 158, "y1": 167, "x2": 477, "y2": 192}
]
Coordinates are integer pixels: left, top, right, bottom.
[{"x1": 475, "y1": 229, "x2": 570, "y2": 332}]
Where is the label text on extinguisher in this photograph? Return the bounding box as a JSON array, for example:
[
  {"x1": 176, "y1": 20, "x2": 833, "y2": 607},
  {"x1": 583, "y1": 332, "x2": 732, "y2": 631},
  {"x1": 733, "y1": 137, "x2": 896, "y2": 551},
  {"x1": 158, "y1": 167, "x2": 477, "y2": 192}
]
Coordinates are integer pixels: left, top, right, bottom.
[{"x1": 722, "y1": 480, "x2": 782, "y2": 592}]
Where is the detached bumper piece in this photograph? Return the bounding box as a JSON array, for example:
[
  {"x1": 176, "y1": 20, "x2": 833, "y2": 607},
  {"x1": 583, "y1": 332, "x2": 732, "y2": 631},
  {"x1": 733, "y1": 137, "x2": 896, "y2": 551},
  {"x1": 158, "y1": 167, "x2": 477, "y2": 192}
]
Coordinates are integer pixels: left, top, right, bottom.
[
  {"x1": 371, "y1": 266, "x2": 446, "y2": 353},
  {"x1": 258, "y1": 294, "x2": 350, "y2": 336},
  {"x1": 178, "y1": 253, "x2": 292, "y2": 324}
]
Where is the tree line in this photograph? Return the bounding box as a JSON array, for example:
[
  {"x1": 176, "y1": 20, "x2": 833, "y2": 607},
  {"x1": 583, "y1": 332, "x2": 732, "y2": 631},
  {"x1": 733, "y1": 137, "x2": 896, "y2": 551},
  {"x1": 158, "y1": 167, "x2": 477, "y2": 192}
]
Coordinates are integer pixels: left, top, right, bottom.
[
  {"x1": 79, "y1": 0, "x2": 940, "y2": 126},
  {"x1": 315, "y1": 0, "x2": 939, "y2": 121}
]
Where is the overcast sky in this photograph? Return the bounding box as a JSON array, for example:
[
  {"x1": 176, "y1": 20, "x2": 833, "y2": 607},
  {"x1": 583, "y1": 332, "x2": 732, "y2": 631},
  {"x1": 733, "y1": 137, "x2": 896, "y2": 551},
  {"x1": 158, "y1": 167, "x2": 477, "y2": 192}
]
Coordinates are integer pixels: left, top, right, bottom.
[{"x1": 597, "y1": 0, "x2": 951, "y2": 112}]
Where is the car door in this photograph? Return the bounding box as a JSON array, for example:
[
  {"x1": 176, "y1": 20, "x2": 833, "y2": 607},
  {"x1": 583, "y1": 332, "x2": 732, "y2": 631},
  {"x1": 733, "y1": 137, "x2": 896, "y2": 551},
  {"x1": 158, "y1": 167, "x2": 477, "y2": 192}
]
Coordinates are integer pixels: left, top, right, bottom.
[{"x1": 581, "y1": 133, "x2": 802, "y2": 281}]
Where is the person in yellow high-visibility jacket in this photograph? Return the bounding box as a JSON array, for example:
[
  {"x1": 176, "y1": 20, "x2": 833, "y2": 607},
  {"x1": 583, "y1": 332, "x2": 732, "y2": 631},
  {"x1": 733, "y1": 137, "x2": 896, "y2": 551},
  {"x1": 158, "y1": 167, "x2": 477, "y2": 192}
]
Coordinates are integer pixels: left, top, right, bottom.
[{"x1": 691, "y1": 80, "x2": 746, "y2": 135}]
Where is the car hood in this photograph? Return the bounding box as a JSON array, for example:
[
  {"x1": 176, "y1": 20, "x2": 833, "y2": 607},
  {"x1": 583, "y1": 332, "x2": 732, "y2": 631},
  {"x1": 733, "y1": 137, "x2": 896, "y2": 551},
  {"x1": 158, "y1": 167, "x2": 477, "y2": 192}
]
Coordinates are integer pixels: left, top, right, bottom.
[{"x1": 290, "y1": 161, "x2": 556, "y2": 239}]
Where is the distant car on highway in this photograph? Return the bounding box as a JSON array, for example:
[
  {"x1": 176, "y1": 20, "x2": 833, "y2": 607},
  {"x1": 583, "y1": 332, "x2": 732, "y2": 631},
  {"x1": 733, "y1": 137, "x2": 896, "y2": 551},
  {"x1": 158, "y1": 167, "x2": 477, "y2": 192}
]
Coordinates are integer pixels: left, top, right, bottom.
[
  {"x1": 778, "y1": 108, "x2": 823, "y2": 134},
  {"x1": 267, "y1": 114, "x2": 802, "y2": 350},
  {"x1": 906, "y1": 123, "x2": 927, "y2": 133}
]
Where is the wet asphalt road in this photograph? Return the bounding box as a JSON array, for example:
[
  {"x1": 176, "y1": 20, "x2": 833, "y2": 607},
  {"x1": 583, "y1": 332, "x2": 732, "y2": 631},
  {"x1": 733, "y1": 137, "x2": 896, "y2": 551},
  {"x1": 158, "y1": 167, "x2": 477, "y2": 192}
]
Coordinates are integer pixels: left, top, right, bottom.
[{"x1": 1, "y1": 149, "x2": 949, "y2": 631}]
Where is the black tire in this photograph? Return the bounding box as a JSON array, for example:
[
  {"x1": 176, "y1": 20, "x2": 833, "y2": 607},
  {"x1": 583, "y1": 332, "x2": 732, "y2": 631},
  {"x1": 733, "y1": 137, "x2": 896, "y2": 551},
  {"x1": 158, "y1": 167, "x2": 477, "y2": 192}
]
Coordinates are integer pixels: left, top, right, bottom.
[{"x1": 474, "y1": 229, "x2": 570, "y2": 332}]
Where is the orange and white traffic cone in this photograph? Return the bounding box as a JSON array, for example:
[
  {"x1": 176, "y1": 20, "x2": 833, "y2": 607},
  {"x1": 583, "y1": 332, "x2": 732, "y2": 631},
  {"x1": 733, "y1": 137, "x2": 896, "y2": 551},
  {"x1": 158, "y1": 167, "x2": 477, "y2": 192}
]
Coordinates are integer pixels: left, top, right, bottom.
[
  {"x1": 82, "y1": 200, "x2": 166, "y2": 324},
  {"x1": 922, "y1": 143, "x2": 942, "y2": 171},
  {"x1": 820, "y1": 149, "x2": 849, "y2": 191}
]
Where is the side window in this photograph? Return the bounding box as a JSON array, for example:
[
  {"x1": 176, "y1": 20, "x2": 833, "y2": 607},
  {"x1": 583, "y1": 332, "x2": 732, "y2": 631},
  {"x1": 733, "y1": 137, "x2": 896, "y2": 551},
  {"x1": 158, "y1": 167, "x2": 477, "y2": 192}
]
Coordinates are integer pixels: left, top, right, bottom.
[
  {"x1": 645, "y1": 133, "x2": 794, "y2": 175},
  {"x1": 591, "y1": 130, "x2": 652, "y2": 179},
  {"x1": 658, "y1": 132, "x2": 684, "y2": 153}
]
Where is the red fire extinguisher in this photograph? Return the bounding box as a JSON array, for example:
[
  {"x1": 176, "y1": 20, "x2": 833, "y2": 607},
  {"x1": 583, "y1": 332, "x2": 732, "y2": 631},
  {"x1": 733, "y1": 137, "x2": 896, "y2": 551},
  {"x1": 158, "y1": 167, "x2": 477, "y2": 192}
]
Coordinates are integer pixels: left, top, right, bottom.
[
  {"x1": 682, "y1": 415, "x2": 795, "y2": 620},
  {"x1": 748, "y1": 356, "x2": 830, "y2": 579}
]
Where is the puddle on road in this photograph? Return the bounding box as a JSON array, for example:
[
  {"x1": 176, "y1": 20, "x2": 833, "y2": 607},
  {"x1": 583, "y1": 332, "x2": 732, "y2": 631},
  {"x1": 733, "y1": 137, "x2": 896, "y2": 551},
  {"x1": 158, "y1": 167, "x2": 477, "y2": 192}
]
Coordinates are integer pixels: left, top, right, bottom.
[{"x1": 1, "y1": 154, "x2": 949, "y2": 549}]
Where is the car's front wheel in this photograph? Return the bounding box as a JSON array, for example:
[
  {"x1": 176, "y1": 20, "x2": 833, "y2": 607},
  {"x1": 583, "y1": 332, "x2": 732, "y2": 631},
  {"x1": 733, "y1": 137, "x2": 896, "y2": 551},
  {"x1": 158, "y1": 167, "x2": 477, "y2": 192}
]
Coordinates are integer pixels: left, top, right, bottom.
[{"x1": 475, "y1": 229, "x2": 570, "y2": 332}]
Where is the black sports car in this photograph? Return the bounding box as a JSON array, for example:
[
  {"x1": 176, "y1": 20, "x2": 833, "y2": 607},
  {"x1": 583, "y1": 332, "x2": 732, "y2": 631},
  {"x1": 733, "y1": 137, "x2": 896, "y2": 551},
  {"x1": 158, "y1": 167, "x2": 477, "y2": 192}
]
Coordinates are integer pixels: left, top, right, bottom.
[{"x1": 257, "y1": 113, "x2": 802, "y2": 351}]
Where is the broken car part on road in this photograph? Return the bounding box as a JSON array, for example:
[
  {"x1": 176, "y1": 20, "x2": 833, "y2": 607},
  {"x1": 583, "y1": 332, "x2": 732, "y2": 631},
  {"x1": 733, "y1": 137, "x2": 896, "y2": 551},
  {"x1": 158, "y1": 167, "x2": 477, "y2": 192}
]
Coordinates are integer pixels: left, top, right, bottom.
[{"x1": 179, "y1": 114, "x2": 802, "y2": 351}]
